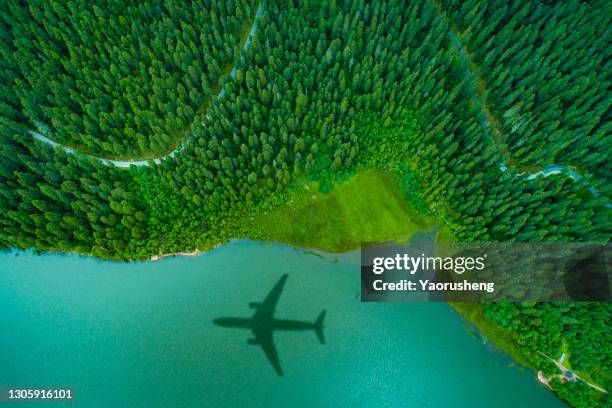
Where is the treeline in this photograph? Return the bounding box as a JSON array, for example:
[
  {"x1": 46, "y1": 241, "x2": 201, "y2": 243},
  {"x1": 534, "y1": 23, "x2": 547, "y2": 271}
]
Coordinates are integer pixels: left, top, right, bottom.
[{"x1": 0, "y1": 0, "x2": 258, "y2": 158}]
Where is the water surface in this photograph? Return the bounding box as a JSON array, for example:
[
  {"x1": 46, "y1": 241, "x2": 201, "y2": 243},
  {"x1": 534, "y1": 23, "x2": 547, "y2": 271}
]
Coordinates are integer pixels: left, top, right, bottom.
[{"x1": 0, "y1": 241, "x2": 565, "y2": 407}]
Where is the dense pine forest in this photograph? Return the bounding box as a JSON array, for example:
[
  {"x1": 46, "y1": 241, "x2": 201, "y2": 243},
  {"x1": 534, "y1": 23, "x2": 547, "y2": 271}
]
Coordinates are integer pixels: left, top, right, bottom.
[
  {"x1": 0, "y1": 0, "x2": 259, "y2": 158},
  {"x1": 444, "y1": 0, "x2": 611, "y2": 195},
  {"x1": 0, "y1": 1, "x2": 609, "y2": 406}
]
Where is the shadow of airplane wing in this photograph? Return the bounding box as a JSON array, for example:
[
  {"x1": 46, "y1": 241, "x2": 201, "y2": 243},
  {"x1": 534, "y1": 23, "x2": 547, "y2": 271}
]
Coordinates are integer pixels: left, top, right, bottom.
[
  {"x1": 253, "y1": 328, "x2": 283, "y2": 376},
  {"x1": 253, "y1": 274, "x2": 288, "y2": 320}
]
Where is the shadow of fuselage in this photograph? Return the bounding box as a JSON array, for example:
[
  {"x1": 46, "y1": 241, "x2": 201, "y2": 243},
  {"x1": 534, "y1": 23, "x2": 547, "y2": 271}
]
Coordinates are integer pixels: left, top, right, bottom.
[{"x1": 214, "y1": 316, "x2": 322, "y2": 332}]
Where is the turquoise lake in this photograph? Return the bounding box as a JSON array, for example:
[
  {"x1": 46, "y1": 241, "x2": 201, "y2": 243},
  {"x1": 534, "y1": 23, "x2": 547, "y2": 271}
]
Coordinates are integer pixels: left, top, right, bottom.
[{"x1": 0, "y1": 240, "x2": 566, "y2": 407}]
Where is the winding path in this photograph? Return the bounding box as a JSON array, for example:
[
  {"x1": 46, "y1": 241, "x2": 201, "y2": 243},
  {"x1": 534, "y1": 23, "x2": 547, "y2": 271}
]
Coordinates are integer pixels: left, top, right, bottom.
[
  {"x1": 538, "y1": 351, "x2": 608, "y2": 394},
  {"x1": 28, "y1": 2, "x2": 264, "y2": 168},
  {"x1": 447, "y1": 30, "x2": 609, "y2": 205}
]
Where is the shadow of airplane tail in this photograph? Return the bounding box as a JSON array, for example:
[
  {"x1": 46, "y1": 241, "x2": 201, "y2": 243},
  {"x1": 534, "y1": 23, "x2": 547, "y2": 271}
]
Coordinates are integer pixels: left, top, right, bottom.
[{"x1": 314, "y1": 310, "x2": 326, "y2": 344}]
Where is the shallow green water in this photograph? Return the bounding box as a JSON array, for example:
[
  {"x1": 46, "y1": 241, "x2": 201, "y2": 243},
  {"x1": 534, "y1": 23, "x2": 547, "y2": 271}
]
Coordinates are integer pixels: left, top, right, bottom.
[{"x1": 0, "y1": 241, "x2": 565, "y2": 407}]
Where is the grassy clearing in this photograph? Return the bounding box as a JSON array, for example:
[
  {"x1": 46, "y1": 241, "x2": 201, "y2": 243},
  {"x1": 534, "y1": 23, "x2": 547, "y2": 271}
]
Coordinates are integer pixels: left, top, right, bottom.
[{"x1": 247, "y1": 169, "x2": 440, "y2": 252}]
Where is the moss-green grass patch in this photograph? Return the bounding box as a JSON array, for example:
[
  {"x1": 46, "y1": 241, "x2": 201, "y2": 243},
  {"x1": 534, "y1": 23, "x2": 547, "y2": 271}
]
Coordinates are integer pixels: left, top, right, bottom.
[{"x1": 247, "y1": 169, "x2": 440, "y2": 252}]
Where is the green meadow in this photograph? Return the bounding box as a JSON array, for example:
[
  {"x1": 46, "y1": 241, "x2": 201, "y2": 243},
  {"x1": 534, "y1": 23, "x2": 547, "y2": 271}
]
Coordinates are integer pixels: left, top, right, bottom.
[{"x1": 248, "y1": 169, "x2": 445, "y2": 252}]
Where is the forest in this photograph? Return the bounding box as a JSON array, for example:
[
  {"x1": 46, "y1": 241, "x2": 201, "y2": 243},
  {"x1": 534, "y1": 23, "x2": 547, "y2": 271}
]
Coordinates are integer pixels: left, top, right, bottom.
[
  {"x1": 1, "y1": 0, "x2": 259, "y2": 158},
  {"x1": 0, "y1": 1, "x2": 610, "y2": 407}
]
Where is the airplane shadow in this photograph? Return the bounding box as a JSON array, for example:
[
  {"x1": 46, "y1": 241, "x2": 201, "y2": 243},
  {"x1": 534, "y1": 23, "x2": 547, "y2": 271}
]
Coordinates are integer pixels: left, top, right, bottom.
[{"x1": 213, "y1": 274, "x2": 326, "y2": 376}]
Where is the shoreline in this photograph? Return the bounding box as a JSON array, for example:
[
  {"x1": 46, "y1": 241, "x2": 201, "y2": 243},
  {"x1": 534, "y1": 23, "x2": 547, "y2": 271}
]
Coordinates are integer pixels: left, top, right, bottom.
[
  {"x1": 151, "y1": 249, "x2": 200, "y2": 261},
  {"x1": 2, "y1": 236, "x2": 572, "y2": 401}
]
